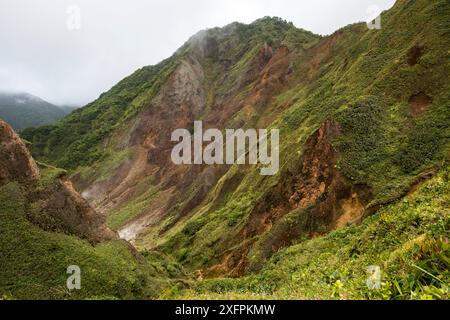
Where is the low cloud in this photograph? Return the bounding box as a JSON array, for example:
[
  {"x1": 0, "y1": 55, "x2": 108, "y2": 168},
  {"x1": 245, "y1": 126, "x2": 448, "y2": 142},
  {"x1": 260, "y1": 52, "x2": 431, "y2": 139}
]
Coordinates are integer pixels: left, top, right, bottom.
[{"x1": 0, "y1": 0, "x2": 395, "y2": 106}]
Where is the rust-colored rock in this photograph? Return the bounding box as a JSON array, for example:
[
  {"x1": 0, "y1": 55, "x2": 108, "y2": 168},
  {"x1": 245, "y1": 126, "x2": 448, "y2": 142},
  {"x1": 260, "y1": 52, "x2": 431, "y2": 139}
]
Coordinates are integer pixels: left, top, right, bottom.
[
  {"x1": 0, "y1": 119, "x2": 40, "y2": 186},
  {"x1": 211, "y1": 119, "x2": 372, "y2": 276},
  {"x1": 0, "y1": 119, "x2": 117, "y2": 243}
]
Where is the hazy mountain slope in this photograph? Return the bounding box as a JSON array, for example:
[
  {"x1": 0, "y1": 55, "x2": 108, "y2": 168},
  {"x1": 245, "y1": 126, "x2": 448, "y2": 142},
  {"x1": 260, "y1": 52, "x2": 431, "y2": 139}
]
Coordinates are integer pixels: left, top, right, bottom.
[
  {"x1": 0, "y1": 92, "x2": 67, "y2": 130},
  {"x1": 21, "y1": 0, "x2": 449, "y2": 296}
]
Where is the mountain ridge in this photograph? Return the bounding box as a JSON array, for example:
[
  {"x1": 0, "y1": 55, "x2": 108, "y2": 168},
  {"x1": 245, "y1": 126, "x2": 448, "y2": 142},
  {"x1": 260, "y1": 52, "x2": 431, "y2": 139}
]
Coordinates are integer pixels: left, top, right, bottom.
[{"x1": 11, "y1": 0, "x2": 450, "y2": 299}]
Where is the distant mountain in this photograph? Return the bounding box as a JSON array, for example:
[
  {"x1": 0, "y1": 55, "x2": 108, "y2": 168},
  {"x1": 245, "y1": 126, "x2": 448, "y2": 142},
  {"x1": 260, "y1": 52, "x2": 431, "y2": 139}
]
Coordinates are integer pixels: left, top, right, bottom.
[{"x1": 0, "y1": 92, "x2": 67, "y2": 130}]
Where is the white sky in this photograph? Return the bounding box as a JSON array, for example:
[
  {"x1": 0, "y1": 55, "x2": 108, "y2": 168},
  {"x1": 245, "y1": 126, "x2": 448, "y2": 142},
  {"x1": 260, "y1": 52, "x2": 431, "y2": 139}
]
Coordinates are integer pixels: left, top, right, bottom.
[{"x1": 0, "y1": 0, "x2": 395, "y2": 106}]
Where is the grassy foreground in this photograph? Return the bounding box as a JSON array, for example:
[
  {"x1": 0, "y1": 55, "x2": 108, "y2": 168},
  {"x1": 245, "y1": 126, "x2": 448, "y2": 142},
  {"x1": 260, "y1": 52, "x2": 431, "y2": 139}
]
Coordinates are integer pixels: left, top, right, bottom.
[
  {"x1": 170, "y1": 166, "x2": 449, "y2": 300},
  {"x1": 0, "y1": 168, "x2": 186, "y2": 300}
]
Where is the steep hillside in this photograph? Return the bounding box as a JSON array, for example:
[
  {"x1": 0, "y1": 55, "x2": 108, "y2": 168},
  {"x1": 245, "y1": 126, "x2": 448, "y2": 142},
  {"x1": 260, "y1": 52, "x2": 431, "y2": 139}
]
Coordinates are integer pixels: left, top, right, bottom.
[
  {"x1": 176, "y1": 166, "x2": 449, "y2": 300},
  {"x1": 20, "y1": 0, "x2": 449, "y2": 299},
  {"x1": 0, "y1": 120, "x2": 184, "y2": 299},
  {"x1": 0, "y1": 92, "x2": 67, "y2": 130}
]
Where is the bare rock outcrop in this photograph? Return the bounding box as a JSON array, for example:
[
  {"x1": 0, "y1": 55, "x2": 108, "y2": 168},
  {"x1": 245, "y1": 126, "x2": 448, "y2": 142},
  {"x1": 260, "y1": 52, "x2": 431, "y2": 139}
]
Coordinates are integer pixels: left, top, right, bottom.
[
  {"x1": 0, "y1": 119, "x2": 40, "y2": 186},
  {"x1": 0, "y1": 119, "x2": 117, "y2": 243},
  {"x1": 209, "y1": 119, "x2": 372, "y2": 276}
]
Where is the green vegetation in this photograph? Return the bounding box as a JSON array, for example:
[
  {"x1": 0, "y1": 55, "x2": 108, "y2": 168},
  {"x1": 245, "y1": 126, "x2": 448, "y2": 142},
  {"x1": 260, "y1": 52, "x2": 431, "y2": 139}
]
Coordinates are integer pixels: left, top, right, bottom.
[
  {"x1": 0, "y1": 173, "x2": 185, "y2": 300},
  {"x1": 176, "y1": 166, "x2": 449, "y2": 300},
  {"x1": 157, "y1": 191, "x2": 260, "y2": 269},
  {"x1": 149, "y1": 0, "x2": 450, "y2": 272},
  {"x1": 21, "y1": 54, "x2": 184, "y2": 170},
  {"x1": 108, "y1": 182, "x2": 160, "y2": 230},
  {"x1": 75, "y1": 149, "x2": 131, "y2": 186},
  {"x1": 0, "y1": 92, "x2": 67, "y2": 130},
  {"x1": 7, "y1": 0, "x2": 450, "y2": 300}
]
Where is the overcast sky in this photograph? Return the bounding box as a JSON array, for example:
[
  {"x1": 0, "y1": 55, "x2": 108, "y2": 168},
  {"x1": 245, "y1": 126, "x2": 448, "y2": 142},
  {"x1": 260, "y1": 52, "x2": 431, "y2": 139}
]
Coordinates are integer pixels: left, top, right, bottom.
[{"x1": 0, "y1": 0, "x2": 395, "y2": 106}]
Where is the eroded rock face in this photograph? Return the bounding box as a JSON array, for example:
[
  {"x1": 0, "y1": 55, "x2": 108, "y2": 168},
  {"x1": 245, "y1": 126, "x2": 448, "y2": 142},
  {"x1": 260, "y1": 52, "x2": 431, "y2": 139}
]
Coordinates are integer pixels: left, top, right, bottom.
[
  {"x1": 210, "y1": 119, "x2": 372, "y2": 276},
  {"x1": 81, "y1": 56, "x2": 207, "y2": 216},
  {"x1": 0, "y1": 119, "x2": 117, "y2": 243},
  {"x1": 409, "y1": 92, "x2": 431, "y2": 116},
  {"x1": 75, "y1": 41, "x2": 297, "y2": 244},
  {"x1": 0, "y1": 119, "x2": 40, "y2": 186},
  {"x1": 242, "y1": 120, "x2": 352, "y2": 238},
  {"x1": 29, "y1": 176, "x2": 118, "y2": 243}
]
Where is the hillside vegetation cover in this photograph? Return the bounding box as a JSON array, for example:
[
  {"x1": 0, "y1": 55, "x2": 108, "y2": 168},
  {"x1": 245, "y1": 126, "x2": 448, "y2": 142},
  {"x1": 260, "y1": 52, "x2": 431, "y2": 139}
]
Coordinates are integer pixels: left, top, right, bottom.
[
  {"x1": 8, "y1": 0, "x2": 450, "y2": 299},
  {"x1": 0, "y1": 93, "x2": 68, "y2": 130},
  {"x1": 0, "y1": 150, "x2": 185, "y2": 300}
]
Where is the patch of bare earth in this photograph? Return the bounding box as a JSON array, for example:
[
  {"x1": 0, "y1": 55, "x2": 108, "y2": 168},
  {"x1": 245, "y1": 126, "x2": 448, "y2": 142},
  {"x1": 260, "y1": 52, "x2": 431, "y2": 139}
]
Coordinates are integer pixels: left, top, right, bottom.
[
  {"x1": 409, "y1": 92, "x2": 432, "y2": 116},
  {"x1": 407, "y1": 45, "x2": 423, "y2": 66}
]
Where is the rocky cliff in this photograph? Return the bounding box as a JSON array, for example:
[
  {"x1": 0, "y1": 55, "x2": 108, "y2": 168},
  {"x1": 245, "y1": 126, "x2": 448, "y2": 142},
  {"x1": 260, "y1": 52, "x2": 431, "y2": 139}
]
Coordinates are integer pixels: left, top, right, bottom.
[{"x1": 0, "y1": 119, "x2": 117, "y2": 243}]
